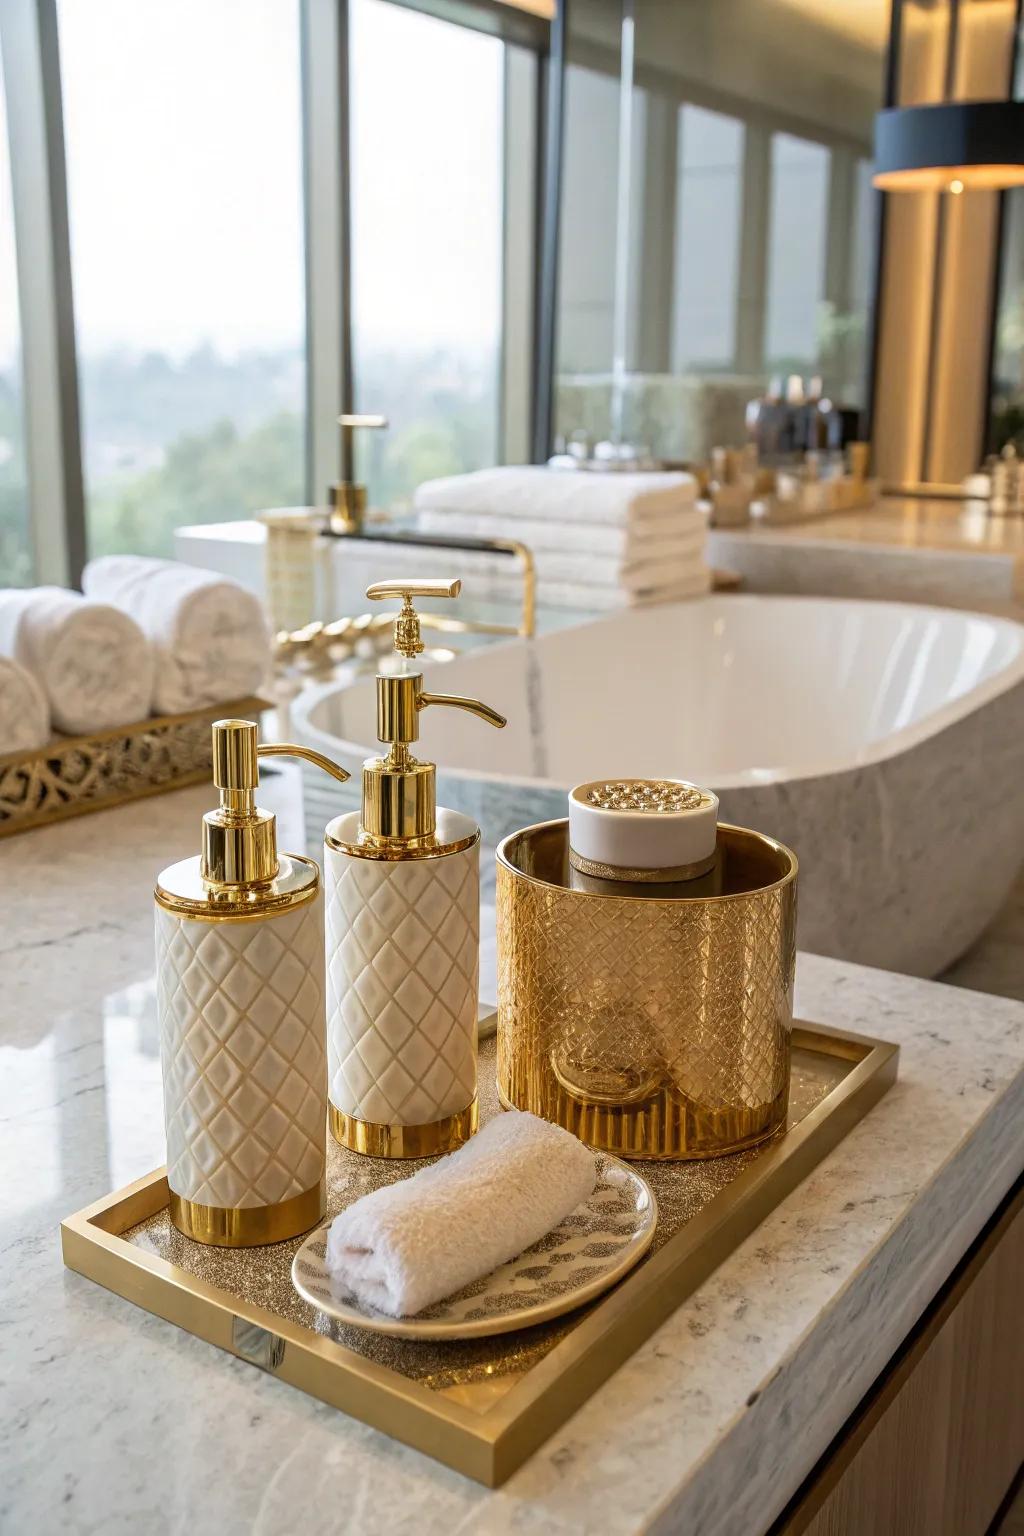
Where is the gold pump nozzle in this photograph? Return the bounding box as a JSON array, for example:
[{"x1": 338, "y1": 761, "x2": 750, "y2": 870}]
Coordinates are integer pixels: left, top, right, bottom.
[
  {"x1": 202, "y1": 719, "x2": 350, "y2": 886},
  {"x1": 360, "y1": 582, "x2": 506, "y2": 845}
]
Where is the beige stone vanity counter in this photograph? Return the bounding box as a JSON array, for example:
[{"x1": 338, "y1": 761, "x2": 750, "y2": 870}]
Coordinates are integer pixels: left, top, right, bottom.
[
  {"x1": 1, "y1": 783, "x2": 1023, "y2": 1534},
  {"x1": 708, "y1": 495, "x2": 1024, "y2": 615}
]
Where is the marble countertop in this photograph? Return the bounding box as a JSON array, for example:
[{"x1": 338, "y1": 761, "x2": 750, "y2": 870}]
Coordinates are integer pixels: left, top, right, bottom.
[
  {"x1": 717, "y1": 495, "x2": 1024, "y2": 561},
  {"x1": 707, "y1": 496, "x2": 1024, "y2": 615},
  {"x1": 3, "y1": 783, "x2": 1024, "y2": 1535}
]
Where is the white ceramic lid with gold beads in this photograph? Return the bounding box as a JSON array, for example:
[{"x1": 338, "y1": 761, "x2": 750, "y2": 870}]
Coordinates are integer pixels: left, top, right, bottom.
[{"x1": 567, "y1": 778, "x2": 720, "y2": 882}]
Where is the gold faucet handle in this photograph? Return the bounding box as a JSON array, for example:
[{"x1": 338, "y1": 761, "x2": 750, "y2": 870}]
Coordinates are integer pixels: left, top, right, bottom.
[
  {"x1": 366, "y1": 579, "x2": 461, "y2": 602},
  {"x1": 366, "y1": 579, "x2": 463, "y2": 660}
]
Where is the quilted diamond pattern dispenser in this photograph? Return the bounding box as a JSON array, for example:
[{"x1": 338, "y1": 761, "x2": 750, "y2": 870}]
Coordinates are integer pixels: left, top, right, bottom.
[
  {"x1": 157, "y1": 897, "x2": 327, "y2": 1214},
  {"x1": 153, "y1": 716, "x2": 350, "y2": 1245},
  {"x1": 325, "y1": 832, "x2": 479, "y2": 1143},
  {"x1": 319, "y1": 578, "x2": 508, "y2": 1158}
]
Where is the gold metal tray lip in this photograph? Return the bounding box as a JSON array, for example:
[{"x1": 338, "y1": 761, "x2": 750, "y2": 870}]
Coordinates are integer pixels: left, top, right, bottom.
[
  {"x1": 60, "y1": 1017, "x2": 898, "y2": 1490},
  {"x1": 0, "y1": 694, "x2": 269, "y2": 769},
  {"x1": 496, "y1": 818, "x2": 799, "y2": 904},
  {"x1": 0, "y1": 695, "x2": 269, "y2": 838}
]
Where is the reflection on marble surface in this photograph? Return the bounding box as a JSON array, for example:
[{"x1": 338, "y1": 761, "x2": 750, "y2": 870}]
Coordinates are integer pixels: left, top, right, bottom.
[
  {"x1": 741, "y1": 496, "x2": 1024, "y2": 557},
  {"x1": 1, "y1": 782, "x2": 1023, "y2": 1536}
]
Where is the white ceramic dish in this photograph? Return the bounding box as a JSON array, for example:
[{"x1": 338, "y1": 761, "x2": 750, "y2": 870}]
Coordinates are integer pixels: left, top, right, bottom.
[
  {"x1": 291, "y1": 1153, "x2": 657, "y2": 1340},
  {"x1": 295, "y1": 594, "x2": 1024, "y2": 975}
]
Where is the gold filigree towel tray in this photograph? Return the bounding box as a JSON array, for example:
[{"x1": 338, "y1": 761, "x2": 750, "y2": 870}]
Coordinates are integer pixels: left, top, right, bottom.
[
  {"x1": 61, "y1": 1020, "x2": 897, "y2": 1487},
  {"x1": 0, "y1": 696, "x2": 266, "y2": 837}
]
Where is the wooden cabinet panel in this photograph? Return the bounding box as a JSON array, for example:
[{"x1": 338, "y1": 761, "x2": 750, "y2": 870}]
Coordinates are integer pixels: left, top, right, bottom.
[{"x1": 780, "y1": 1186, "x2": 1024, "y2": 1536}]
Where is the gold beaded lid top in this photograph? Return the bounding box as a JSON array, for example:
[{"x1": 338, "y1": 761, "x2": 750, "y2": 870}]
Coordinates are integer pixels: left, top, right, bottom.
[
  {"x1": 568, "y1": 777, "x2": 720, "y2": 882},
  {"x1": 356, "y1": 580, "x2": 506, "y2": 851},
  {"x1": 583, "y1": 780, "x2": 713, "y2": 813},
  {"x1": 155, "y1": 719, "x2": 350, "y2": 916}
]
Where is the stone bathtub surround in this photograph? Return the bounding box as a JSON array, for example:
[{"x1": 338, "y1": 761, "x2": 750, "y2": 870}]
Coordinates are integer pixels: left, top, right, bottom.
[
  {"x1": 2, "y1": 783, "x2": 1023, "y2": 1534},
  {"x1": 294, "y1": 593, "x2": 1024, "y2": 976}
]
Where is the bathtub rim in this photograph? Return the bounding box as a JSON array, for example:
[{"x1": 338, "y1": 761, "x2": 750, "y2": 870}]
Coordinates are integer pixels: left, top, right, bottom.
[{"x1": 291, "y1": 593, "x2": 1024, "y2": 794}]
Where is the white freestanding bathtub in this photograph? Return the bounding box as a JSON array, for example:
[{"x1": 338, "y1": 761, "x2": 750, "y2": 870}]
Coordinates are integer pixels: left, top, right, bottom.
[{"x1": 293, "y1": 594, "x2": 1024, "y2": 976}]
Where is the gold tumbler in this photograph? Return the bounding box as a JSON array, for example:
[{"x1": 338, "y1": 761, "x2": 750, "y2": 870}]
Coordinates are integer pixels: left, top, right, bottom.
[{"x1": 496, "y1": 820, "x2": 798, "y2": 1159}]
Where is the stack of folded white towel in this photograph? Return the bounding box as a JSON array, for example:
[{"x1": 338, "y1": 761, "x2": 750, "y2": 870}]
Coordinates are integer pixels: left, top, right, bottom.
[
  {"x1": 413, "y1": 465, "x2": 710, "y2": 612},
  {"x1": 0, "y1": 557, "x2": 270, "y2": 756}
]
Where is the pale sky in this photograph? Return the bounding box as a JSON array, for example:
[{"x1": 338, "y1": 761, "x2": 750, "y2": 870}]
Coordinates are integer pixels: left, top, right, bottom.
[{"x1": 0, "y1": 0, "x2": 503, "y2": 369}]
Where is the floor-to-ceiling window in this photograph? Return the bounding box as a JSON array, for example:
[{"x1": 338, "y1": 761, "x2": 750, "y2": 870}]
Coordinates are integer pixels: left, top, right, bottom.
[
  {"x1": 349, "y1": 0, "x2": 504, "y2": 510},
  {"x1": 552, "y1": 0, "x2": 881, "y2": 462},
  {"x1": 764, "y1": 132, "x2": 830, "y2": 383},
  {"x1": 0, "y1": 67, "x2": 31, "y2": 587},
  {"x1": 58, "y1": 0, "x2": 306, "y2": 559},
  {"x1": 671, "y1": 105, "x2": 744, "y2": 376}
]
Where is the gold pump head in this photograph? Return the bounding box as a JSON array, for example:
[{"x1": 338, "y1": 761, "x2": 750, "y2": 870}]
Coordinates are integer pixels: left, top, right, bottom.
[
  {"x1": 201, "y1": 719, "x2": 350, "y2": 888},
  {"x1": 360, "y1": 581, "x2": 506, "y2": 846}
]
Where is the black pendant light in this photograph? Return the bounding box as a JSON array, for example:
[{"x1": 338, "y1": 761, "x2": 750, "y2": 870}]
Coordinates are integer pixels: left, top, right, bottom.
[
  {"x1": 874, "y1": 100, "x2": 1024, "y2": 192},
  {"x1": 872, "y1": 0, "x2": 1024, "y2": 193}
]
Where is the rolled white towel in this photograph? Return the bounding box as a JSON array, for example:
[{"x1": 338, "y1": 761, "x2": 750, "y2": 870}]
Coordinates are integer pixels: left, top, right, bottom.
[
  {"x1": 325, "y1": 1111, "x2": 598, "y2": 1318},
  {"x1": 414, "y1": 465, "x2": 698, "y2": 529},
  {"x1": 83, "y1": 555, "x2": 270, "y2": 715},
  {"x1": 0, "y1": 587, "x2": 153, "y2": 735},
  {"x1": 0, "y1": 655, "x2": 50, "y2": 754}
]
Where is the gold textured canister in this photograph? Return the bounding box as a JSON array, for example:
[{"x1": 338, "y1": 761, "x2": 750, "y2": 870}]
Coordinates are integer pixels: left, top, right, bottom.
[{"x1": 496, "y1": 820, "x2": 798, "y2": 1159}]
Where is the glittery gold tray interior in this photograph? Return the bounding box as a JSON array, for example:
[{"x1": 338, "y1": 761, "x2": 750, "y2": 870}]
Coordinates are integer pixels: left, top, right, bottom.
[{"x1": 61, "y1": 1018, "x2": 898, "y2": 1487}]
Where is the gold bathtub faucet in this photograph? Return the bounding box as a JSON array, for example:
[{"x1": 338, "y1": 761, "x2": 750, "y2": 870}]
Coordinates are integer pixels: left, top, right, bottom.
[{"x1": 274, "y1": 412, "x2": 536, "y2": 662}]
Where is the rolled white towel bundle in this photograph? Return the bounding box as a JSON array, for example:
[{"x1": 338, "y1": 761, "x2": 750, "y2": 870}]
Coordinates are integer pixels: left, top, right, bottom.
[
  {"x1": 0, "y1": 587, "x2": 153, "y2": 735},
  {"x1": 84, "y1": 556, "x2": 270, "y2": 715},
  {"x1": 325, "y1": 1111, "x2": 598, "y2": 1318},
  {"x1": 0, "y1": 655, "x2": 50, "y2": 754}
]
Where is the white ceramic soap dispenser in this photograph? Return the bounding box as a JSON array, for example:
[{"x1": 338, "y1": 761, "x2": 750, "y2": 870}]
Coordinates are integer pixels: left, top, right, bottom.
[
  {"x1": 154, "y1": 718, "x2": 350, "y2": 1246},
  {"x1": 324, "y1": 579, "x2": 506, "y2": 1159}
]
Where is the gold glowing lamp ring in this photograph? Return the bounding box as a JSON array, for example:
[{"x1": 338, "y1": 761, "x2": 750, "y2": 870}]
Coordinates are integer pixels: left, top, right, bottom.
[{"x1": 359, "y1": 580, "x2": 507, "y2": 846}]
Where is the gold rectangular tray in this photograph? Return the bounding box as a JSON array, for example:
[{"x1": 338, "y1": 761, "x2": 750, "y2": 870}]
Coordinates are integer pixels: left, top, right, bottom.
[
  {"x1": 0, "y1": 696, "x2": 266, "y2": 837},
  {"x1": 61, "y1": 1020, "x2": 897, "y2": 1487}
]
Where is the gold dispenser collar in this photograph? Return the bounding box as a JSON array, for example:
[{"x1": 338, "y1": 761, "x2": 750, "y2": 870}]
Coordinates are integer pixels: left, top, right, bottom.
[
  {"x1": 360, "y1": 581, "x2": 506, "y2": 847},
  {"x1": 156, "y1": 719, "x2": 350, "y2": 917}
]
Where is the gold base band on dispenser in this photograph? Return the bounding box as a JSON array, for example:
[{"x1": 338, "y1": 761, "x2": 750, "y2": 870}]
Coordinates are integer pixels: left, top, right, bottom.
[
  {"x1": 168, "y1": 1180, "x2": 325, "y2": 1247},
  {"x1": 329, "y1": 1100, "x2": 478, "y2": 1158},
  {"x1": 567, "y1": 847, "x2": 717, "y2": 884}
]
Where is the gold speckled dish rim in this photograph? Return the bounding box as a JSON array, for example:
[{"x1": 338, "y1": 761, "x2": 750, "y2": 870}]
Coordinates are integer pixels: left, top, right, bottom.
[{"x1": 290, "y1": 1155, "x2": 657, "y2": 1339}]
